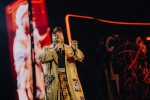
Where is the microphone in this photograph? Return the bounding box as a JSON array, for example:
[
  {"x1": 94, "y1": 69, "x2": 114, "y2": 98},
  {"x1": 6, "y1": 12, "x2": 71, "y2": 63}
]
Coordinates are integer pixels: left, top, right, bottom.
[{"x1": 57, "y1": 39, "x2": 63, "y2": 53}]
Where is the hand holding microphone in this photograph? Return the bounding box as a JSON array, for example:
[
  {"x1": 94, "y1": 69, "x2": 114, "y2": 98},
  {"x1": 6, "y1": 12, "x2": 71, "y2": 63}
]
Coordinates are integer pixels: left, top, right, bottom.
[{"x1": 55, "y1": 39, "x2": 64, "y2": 53}]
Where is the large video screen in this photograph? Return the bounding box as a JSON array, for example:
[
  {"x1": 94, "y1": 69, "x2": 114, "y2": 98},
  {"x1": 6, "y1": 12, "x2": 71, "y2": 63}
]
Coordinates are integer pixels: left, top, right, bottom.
[{"x1": 5, "y1": 0, "x2": 51, "y2": 99}]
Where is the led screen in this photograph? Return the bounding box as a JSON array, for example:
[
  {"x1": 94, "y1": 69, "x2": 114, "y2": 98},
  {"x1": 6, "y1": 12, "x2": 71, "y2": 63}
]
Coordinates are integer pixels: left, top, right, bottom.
[{"x1": 5, "y1": 0, "x2": 51, "y2": 99}]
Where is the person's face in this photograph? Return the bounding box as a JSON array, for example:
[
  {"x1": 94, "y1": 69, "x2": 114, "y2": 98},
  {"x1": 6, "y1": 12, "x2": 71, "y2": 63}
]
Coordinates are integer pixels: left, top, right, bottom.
[
  {"x1": 22, "y1": 11, "x2": 29, "y2": 32},
  {"x1": 52, "y1": 31, "x2": 64, "y2": 44}
]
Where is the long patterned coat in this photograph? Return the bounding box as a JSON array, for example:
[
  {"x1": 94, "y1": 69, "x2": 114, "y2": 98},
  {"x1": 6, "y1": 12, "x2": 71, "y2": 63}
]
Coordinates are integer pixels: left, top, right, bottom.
[{"x1": 39, "y1": 43, "x2": 85, "y2": 100}]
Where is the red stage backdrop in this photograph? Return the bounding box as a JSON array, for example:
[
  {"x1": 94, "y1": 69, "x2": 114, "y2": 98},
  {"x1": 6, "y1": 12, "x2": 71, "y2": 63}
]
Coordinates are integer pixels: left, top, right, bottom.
[{"x1": 5, "y1": 0, "x2": 51, "y2": 99}]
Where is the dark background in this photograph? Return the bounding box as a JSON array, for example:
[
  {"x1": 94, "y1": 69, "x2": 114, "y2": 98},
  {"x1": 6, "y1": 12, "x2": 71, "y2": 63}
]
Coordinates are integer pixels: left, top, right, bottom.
[{"x1": 0, "y1": 0, "x2": 150, "y2": 99}]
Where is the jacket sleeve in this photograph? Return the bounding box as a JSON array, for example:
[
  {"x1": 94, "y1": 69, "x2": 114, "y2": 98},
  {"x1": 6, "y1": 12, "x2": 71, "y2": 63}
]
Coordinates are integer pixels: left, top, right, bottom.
[
  {"x1": 67, "y1": 45, "x2": 84, "y2": 62},
  {"x1": 39, "y1": 46, "x2": 54, "y2": 64},
  {"x1": 73, "y1": 48, "x2": 84, "y2": 62}
]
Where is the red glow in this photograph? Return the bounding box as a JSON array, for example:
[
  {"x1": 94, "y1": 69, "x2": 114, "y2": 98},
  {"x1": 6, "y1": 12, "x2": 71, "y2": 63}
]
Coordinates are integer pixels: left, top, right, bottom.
[
  {"x1": 96, "y1": 19, "x2": 150, "y2": 26},
  {"x1": 146, "y1": 37, "x2": 150, "y2": 41},
  {"x1": 5, "y1": 0, "x2": 50, "y2": 99},
  {"x1": 65, "y1": 14, "x2": 150, "y2": 44},
  {"x1": 65, "y1": 14, "x2": 95, "y2": 44}
]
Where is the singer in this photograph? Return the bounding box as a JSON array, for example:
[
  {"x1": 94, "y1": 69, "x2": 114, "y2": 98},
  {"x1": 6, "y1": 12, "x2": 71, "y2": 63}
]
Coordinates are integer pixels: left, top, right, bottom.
[{"x1": 39, "y1": 27, "x2": 85, "y2": 100}]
